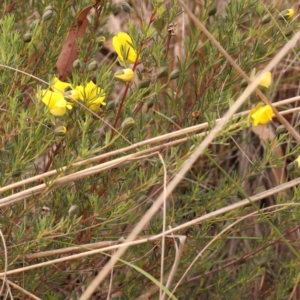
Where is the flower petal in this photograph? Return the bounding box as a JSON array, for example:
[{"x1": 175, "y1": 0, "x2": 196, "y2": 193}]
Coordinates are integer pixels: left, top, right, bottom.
[
  {"x1": 52, "y1": 77, "x2": 74, "y2": 93},
  {"x1": 112, "y1": 32, "x2": 137, "y2": 64}
]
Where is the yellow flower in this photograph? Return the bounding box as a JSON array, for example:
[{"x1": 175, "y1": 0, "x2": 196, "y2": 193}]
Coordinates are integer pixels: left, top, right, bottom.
[
  {"x1": 37, "y1": 77, "x2": 79, "y2": 116},
  {"x1": 38, "y1": 90, "x2": 72, "y2": 116},
  {"x1": 296, "y1": 156, "x2": 300, "y2": 168},
  {"x1": 112, "y1": 32, "x2": 137, "y2": 64},
  {"x1": 114, "y1": 68, "x2": 134, "y2": 82},
  {"x1": 258, "y1": 71, "x2": 272, "y2": 89},
  {"x1": 249, "y1": 103, "x2": 273, "y2": 126},
  {"x1": 280, "y1": 9, "x2": 295, "y2": 20},
  {"x1": 75, "y1": 81, "x2": 106, "y2": 111},
  {"x1": 54, "y1": 126, "x2": 67, "y2": 136}
]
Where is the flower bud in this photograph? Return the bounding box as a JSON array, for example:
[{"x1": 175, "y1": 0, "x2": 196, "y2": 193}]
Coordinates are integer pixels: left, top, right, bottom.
[
  {"x1": 278, "y1": 9, "x2": 295, "y2": 21},
  {"x1": 276, "y1": 125, "x2": 287, "y2": 135},
  {"x1": 96, "y1": 36, "x2": 106, "y2": 46},
  {"x1": 170, "y1": 115, "x2": 178, "y2": 123},
  {"x1": 121, "y1": 117, "x2": 135, "y2": 131},
  {"x1": 146, "y1": 98, "x2": 155, "y2": 109},
  {"x1": 283, "y1": 28, "x2": 293, "y2": 38},
  {"x1": 12, "y1": 168, "x2": 22, "y2": 178},
  {"x1": 137, "y1": 195, "x2": 148, "y2": 204},
  {"x1": 240, "y1": 79, "x2": 248, "y2": 88},
  {"x1": 73, "y1": 59, "x2": 82, "y2": 70},
  {"x1": 262, "y1": 14, "x2": 271, "y2": 25},
  {"x1": 287, "y1": 161, "x2": 298, "y2": 172},
  {"x1": 54, "y1": 126, "x2": 67, "y2": 137},
  {"x1": 42, "y1": 9, "x2": 54, "y2": 21},
  {"x1": 156, "y1": 67, "x2": 168, "y2": 79},
  {"x1": 68, "y1": 205, "x2": 79, "y2": 218},
  {"x1": 236, "y1": 191, "x2": 244, "y2": 200},
  {"x1": 23, "y1": 32, "x2": 32, "y2": 43},
  {"x1": 114, "y1": 68, "x2": 134, "y2": 82},
  {"x1": 208, "y1": 6, "x2": 217, "y2": 16},
  {"x1": 87, "y1": 60, "x2": 98, "y2": 71},
  {"x1": 138, "y1": 78, "x2": 151, "y2": 89},
  {"x1": 121, "y1": 2, "x2": 132, "y2": 14},
  {"x1": 44, "y1": 4, "x2": 54, "y2": 13},
  {"x1": 258, "y1": 71, "x2": 272, "y2": 89},
  {"x1": 169, "y1": 69, "x2": 180, "y2": 81},
  {"x1": 106, "y1": 100, "x2": 116, "y2": 112}
]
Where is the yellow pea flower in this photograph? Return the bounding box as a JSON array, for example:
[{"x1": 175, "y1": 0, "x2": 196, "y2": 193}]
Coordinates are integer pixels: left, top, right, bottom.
[
  {"x1": 37, "y1": 77, "x2": 79, "y2": 116},
  {"x1": 249, "y1": 103, "x2": 273, "y2": 126},
  {"x1": 54, "y1": 126, "x2": 67, "y2": 136},
  {"x1": 38, "y1": 90, "x2": 72, "y2": 116},
  {"x1": 76, "y1": 81, "x2": 106, "y2": 111},
  {"x1": 114, "y1": 68, "x2": 134, "y2": 82},
  {"x1": 112, "y1": 32, "x2": 137, "y2": 64},
  {"x1": 280, "y1": 9, "x2": 295, "y2": 20},
  {"x1": 258, "y1": 71, "x2": 272, "y2": 89}
]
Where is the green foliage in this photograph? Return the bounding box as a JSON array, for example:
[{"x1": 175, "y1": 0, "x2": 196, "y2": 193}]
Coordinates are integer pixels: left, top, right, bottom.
[{"x1": 0, "y1": 0, "x2": 300, "y2": 298}]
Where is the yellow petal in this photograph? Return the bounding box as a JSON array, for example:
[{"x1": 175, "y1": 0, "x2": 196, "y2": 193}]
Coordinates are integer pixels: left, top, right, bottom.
[
  {"x1": 114, "y1": 68, "x2": 134, "y2": 82},
  {"x1": 52, "y1": 77, "x2": 74, "y2": 93},
  {"x1": 259, "y1": 72, "x2": 272, "y2": 89},
  {"x1": 75, "y1": 82, "x2": 106, "y2": 111},
  {"x1": 50, "y1": 106, "x2": 66, "y2": 116},
  {"x1": 296, "y1": 156, "x2": 300, "y2": 168},
  {"x1": 112, "y1": 32, "x2": 137, "y2": 64},
  {"x1": 250, "y1": 104, "x2": 273, "y2": 126},
  {"x1": 38, "y1": 89, "x2": 72, "y2": 116},
  {"x1": 39, "y1": 90, "x2": 62, "y2": 109}
]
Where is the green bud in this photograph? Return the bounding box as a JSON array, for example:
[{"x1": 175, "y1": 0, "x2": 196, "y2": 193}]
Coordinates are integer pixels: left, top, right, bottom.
[
  {"x1": 73, "y1": 59, "x2": 82, "y2": 70},
  {"x1": 23, "y1": 32, "x2": 32, "y2": 43},
  {"x1": 44, "y1": 4, "x2": 54, "y2": 13},
  {"x1": 283, "y1": 28, "x2": 293, "y2": 38},
  {"x1": 106, "y1": 100, "x2": 116, "y2": 112},
  {"x1": 236, "y1": 191, "x2": 244, "y2": 200},
  {"x1": 142, "y1": 200, "x2": 154, "y2": 211},
  {"x1": 170, "y1": 115, "x2": 178, "y2": 123},
  {"x1": 54, "y1": 126, "x2": 67, "y2": 136},
  {"x1": 87, "y1": 60, "x2": 98, "y2": 71},
  {"x1": 262, "y1": 14, "x2": 271, "y2": 25},
  {"x1": 276, "y1": 125, "x2": 287, "y2": 135},
  {"x1": 287, "y1": 161, "x2": 298, "y2": 172},
  {"x1": 12, "y1": 168, "x2": 22, "y2": 178},
  {"x1": 169, "y1": 69, "x2": 180, "y2": 81},
  {"x1": 68, "y1": 205, "x2": 79, "y2": 218},
  {"x1": 146, "y1": 98, "x2": 155, "y2": 109},
  {"x1": 156, "y1": 67, "x2": 169, "y2": 79},
  {"x1": 121, "y1": 2, "x2": 132, "y2": 13},
  {"x1": 96, "y1": 36, "x2": 106, "y2": 46},
  {"x1": 240, "y1": 79, "x2": 248, "y2": 88},
  {"x1": 138, "y1": 78, "x2": 151, "y2": 89},
  {"x1": 42, "y1": 9, "x2": 54, "y2": 21},
  {"x1": 208, "y1": 6, "x2": 217, "y2": 16},
  {"x1": 121, "y1": 117, "x2": 135, "y2": 131},
  {"x1": 137, "y1": 195, "x2": 148, "y2": 204}
]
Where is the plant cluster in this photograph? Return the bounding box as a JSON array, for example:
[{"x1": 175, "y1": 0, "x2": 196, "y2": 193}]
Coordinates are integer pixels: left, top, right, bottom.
[{"x1": 1, "y1": 0, "x2": 300, "y2": 299}]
